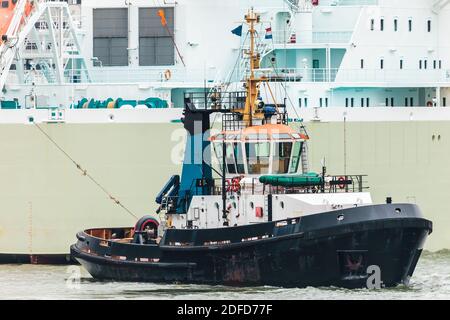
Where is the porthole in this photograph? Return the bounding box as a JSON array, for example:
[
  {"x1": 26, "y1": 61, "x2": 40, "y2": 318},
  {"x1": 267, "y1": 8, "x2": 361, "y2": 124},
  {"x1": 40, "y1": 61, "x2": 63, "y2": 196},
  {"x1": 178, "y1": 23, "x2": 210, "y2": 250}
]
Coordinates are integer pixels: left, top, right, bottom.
[
  {"x1": 395, "y1": 208, "x2": 402, "y2": 214},
  {"x1": 109, "y1": 114, "x2": 114, "y2": 121},
  {"x1": 337, "y1": 214, "x2": 344, "y2": 221}
]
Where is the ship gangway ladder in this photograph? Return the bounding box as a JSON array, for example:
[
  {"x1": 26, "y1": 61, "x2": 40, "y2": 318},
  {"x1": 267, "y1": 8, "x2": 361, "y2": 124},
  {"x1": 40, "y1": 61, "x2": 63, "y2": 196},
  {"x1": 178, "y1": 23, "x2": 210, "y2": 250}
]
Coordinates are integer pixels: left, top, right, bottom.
[{"x1": 0, "y1": 0, "x2": 90, "y2": 94}]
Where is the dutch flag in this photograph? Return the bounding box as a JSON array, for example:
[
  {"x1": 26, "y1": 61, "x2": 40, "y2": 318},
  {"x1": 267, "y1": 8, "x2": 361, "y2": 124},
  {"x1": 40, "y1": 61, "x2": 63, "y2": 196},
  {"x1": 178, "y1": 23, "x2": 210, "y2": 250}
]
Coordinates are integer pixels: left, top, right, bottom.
[{"x1": 265, "y1": 27, "x2": 273, "y2": 40}]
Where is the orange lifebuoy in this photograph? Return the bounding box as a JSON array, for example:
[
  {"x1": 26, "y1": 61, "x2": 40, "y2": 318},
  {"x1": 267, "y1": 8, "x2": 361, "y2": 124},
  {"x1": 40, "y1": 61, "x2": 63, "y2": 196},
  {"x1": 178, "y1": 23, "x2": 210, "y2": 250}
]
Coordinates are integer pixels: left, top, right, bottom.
[{"x1": 164, "y1": 69, "x2": 171, "y2": 81}]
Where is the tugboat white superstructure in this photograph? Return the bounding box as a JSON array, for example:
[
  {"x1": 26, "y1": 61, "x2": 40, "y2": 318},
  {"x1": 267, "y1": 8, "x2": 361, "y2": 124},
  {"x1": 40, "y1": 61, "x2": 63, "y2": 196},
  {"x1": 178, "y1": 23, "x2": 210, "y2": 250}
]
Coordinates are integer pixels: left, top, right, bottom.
[{"x1": 71, "y1": 10, "x2": 432, "y2": 288}]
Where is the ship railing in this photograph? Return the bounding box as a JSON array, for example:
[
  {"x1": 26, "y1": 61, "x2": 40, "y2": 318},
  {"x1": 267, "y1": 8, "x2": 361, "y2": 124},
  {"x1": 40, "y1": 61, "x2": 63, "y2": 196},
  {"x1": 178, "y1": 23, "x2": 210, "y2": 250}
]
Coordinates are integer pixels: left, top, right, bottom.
[
  {"x1": 269, "y1": 31, "x2": 353, "y2": 45},
  {"x1": 318, "y1": 0, "x2": 379, "y2": 6},
  {"x1": 242, "y1": 68, "x2": 338, "y2": 83},
  {"x1": 76, "y1": 229, "x2": 161, "y2": 261},
  {"x1": 183, "y1": 91, "x2": 247, "y2": 111},
  {"x1": 199, "y1": 174, "x2": 368, "y2": 196}
]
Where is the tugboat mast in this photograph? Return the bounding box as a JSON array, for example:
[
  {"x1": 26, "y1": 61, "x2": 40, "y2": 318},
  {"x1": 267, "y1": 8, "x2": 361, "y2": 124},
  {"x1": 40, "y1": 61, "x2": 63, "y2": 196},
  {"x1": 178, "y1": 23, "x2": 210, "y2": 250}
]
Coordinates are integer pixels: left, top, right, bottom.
[{"x1": 239, "y1": 8, "x2": 265, "y2": 127}]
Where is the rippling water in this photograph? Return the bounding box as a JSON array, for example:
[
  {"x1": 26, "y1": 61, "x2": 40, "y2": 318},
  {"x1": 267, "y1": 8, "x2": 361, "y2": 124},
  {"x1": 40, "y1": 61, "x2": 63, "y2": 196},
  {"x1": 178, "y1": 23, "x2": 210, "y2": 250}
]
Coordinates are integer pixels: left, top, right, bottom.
[{"x1": 1, "y1": 250, "x2": 450, "y2": 300}]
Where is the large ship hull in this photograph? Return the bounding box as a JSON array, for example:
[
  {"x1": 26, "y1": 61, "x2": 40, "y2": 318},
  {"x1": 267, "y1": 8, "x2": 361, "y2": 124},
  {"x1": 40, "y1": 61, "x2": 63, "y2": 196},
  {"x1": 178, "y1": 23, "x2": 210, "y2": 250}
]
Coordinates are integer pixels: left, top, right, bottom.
[
  {"x1": 0, "y1": 110, "x2": 447, "y2": 261},
  {"x1": 71, "y1": 204, "x2": 432, "y2": 288}
]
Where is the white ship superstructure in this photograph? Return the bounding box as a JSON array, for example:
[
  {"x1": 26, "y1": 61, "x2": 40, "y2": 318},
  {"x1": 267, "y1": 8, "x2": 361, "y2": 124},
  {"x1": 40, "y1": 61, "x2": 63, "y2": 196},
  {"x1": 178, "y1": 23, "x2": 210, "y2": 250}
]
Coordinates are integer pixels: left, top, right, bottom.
[{"x1": 0, "y1": 0, "x2": 449, "y2": 261}]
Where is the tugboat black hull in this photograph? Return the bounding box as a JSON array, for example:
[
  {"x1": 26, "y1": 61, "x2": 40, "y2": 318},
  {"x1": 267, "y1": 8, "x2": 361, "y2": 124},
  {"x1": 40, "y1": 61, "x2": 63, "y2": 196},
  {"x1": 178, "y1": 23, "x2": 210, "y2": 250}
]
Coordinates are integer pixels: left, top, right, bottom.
[{"x1": 71, "y1": 204, "x2": 432, "y2": 288}]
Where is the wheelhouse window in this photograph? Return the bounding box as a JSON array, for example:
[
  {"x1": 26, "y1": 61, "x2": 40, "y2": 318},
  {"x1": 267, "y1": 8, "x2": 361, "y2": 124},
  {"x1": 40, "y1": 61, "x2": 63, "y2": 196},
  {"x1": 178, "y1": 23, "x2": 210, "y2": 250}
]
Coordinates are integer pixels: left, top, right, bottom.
[
  {"x1": 289, "y1": 141, "x2": 303, "y2": 174},
  {"x1": 273, "y1": 142, "x2": 293, "y2": 174},
  {"x1": 213, "y1": 142, "x2": 238, "y2": 174},
  {"x1": 233, "y1": 142, "x2": 245, "y2": 174},
  {"x1": 225, "y1": 143, "x2": 237, "y2": 174},
  {"x1": 245, "y1": 142, "x2": 270, "y2": 174}
]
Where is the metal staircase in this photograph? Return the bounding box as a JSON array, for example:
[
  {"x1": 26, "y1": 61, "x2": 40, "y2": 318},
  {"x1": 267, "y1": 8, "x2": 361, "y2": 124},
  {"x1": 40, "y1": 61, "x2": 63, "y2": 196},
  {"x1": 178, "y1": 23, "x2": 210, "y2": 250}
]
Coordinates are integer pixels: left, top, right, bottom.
[{"x1": 0, "y1": 0, "x2": 90, "y2": 95}]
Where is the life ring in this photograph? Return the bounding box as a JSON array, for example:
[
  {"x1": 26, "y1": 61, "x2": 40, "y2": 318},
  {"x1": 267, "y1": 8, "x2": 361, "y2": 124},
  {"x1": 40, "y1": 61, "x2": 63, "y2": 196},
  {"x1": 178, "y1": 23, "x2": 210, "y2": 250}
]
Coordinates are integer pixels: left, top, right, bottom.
[
  {"x1": 164, "y1": 69, "x2": 171, "y2": 81},
  {"x1": 231, "y1": 177, "x2": 241, "y2": 193},
  {"x1": 338, "y1": 176, "x2": 346, "y2": 189},
  {"x1": 225, "y1": 178, "x2": 241, "y2": 193}
]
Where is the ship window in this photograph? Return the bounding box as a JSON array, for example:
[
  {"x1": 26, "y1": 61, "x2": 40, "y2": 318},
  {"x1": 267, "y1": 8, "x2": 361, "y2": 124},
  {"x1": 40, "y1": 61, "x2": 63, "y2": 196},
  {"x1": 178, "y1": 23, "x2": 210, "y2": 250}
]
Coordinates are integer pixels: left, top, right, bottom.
[
  {"x1": 139, "y1": 8, "x2": 175, "y2": 66},
  {"x1": 273, "y1": 142, "x2": 292, "y2": 174},
  {"x1": 351, "y1": 98, "x2": 354, "y2": 108},
  {"x1": 434, "y1": 60, "x2": 437, "y2": 69},
  {"x1": 246, "y1": 133, "x2": 269, "y2": 141},
  {"x1": 428, "y1": 20, "x2": 431, "y2": 32},
  {"x1": 408, "y1": 19, "x2": 412, "y2": 32},
  {"x1": 394, "y1": 18, "x2": 398, "y2": 32},
  {"x1": 380, "y1": 18, "x2": 384, "y2": 31},
  {"x1": 319, "y1": 98, "x2": 323, "y2": 108},
  {"x1": 226, "y1": 143, "x2": 237, "y2": 174},
  {"x1": 385, "y1": 98, "x2": 389, "y2": 107},
  {"x1": 298, "y1": 98, "x2": 302, "y2": 108},
  {"x1": 391, "y1": 98, "x2": 394, "y2": 107},
  {"x1": 380, "y1": 59, "x2": 384, "y2": 69},
  {"x1": 213, "y1": 142, "x2": 223, "y2": 167},
  {"x1": 272, "y1": 133, "x2": 292, "y2": 140},
  {"x1": 439, "y1": 60, "x2": 442, "y2": 69},
  {"x1": 410, "y1": 97, "x2": 414, "y2": 106},
  {"x1": 245, "y1": 142, "x2": 270, "y2": 174},
  {"x1": 325, "y1": 97, "x2": 329, "y2": 107},
  {"x1": 424, "y1": 60, "x2": 428, "y2": 69},
  {"x1": 233, "y1": 142, "x2": 245, "y2": 174},
  {"x1": 304, "y1": 98, "x2": 308, "y2": 108},
  {"x1": 361, "y1": 98, "x2": 364, "y2": 107},
  {"x1": 345, "y1": 98, "x2": 348, "y2": 108},
  {"x1": 289, "y1": 141, "x2": 302, "y2": 174},
  {"x1": 1, "y1": 1, "x2": 8, "y2": 8},
  {"x1": 366, "y1": 98, "x2": 370, "y2": 107},
  {"x1": 400, "y1": 59, "x2": 403, "y2": 69},
  {"x1": 93, "y1": 8, "x2": 128, "y2": 66},
  {"x1": 360, "y1": 59, "x2": 364, "y2": 69},
  {"x1": 405, "y1": 97, "x2": 408, "y2": 107},
  {"x1": 370, "y1": 19, "x2": 374, "y2": 31},
  {"x1": 419, "y1": 60, "x2": 422, "y2": 69},
  {"x1": 443, "y1": 97, "x2": 447, "y2": 107}
]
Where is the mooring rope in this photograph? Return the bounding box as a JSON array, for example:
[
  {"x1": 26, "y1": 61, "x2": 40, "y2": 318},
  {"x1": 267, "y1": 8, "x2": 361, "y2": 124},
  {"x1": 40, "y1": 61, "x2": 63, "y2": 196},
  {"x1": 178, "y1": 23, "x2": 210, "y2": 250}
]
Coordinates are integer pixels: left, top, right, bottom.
[{"x1": 33, "y1": 122, "x2": 138, "y2": 219}]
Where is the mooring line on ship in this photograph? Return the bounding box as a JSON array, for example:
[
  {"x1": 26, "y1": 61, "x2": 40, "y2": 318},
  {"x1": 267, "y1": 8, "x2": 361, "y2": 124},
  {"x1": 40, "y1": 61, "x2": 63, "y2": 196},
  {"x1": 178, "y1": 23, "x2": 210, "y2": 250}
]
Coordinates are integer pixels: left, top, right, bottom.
[{"x1": 33, "y1": 122, "x2": 138, "y2": 219}]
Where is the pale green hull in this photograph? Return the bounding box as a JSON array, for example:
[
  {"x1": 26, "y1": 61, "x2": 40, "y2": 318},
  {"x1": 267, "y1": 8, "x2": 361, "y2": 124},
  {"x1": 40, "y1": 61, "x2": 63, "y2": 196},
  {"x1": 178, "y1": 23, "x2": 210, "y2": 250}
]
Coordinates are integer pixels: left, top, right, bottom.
[{"x1": 0, "y1": 121, "x2": 445, "y2": 256}]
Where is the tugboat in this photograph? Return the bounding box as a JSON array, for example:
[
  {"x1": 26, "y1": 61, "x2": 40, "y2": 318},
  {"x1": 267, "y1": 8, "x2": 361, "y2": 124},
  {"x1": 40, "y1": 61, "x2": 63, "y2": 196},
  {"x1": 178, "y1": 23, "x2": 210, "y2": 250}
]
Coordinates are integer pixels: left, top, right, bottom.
[{"x1": 71, "y1": 9, "x2": 432, "y2": 288}]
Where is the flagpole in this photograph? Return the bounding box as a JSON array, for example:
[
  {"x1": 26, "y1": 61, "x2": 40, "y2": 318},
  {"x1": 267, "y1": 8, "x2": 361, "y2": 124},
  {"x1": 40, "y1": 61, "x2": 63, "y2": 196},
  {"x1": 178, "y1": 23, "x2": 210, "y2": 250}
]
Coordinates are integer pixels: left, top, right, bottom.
[{"x1": 158, "y1": 9, "x2": 186, "y2": 67}]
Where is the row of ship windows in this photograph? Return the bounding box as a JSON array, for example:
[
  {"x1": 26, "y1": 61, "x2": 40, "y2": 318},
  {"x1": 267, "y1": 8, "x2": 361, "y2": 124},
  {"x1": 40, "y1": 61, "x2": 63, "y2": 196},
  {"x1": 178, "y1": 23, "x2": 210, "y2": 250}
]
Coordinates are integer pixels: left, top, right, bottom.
[
  {"x1": 370, "y1": 18, "x2": 431, "y2": 32},
  {"x1": 298, "y1": 98, "x2": 448, "y2": 108},
  {"x1": 360, "y1": 59, "x2": 442, "y2": 70}
]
